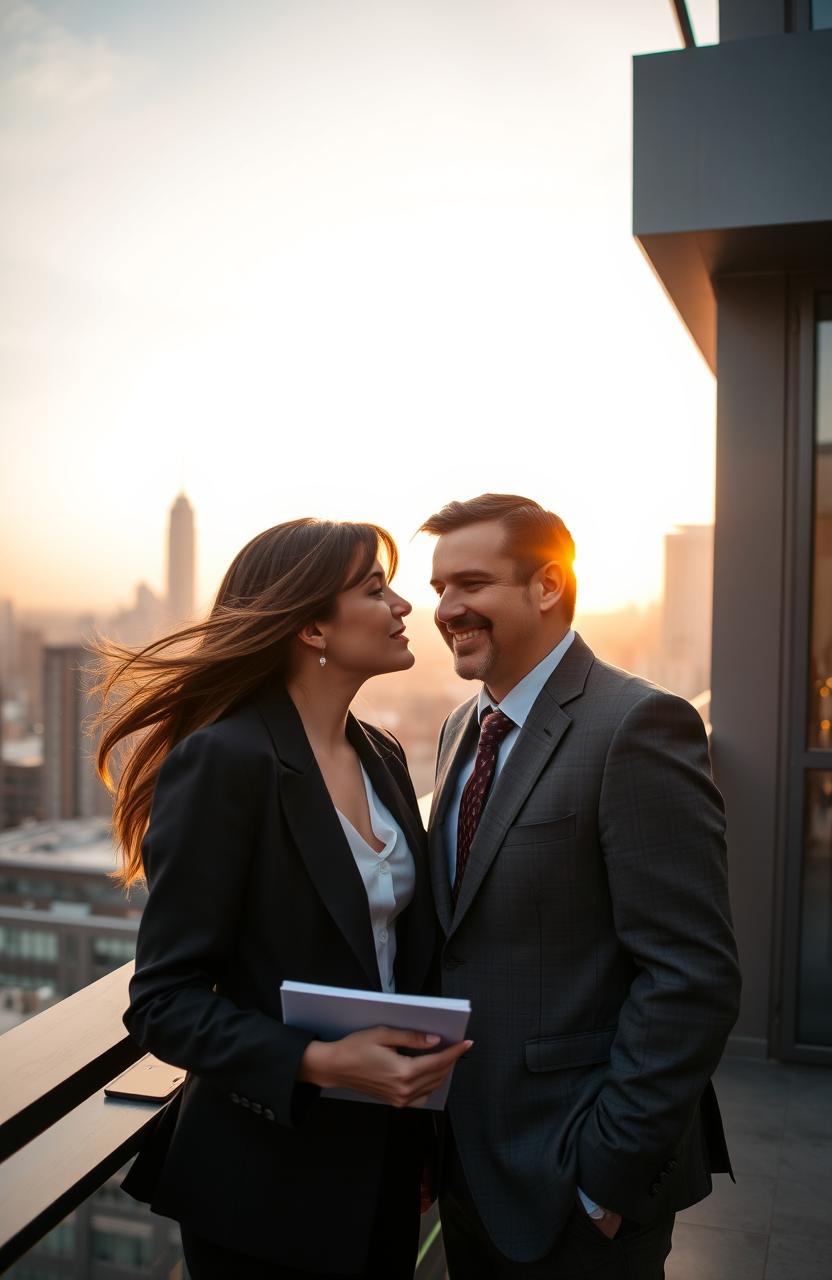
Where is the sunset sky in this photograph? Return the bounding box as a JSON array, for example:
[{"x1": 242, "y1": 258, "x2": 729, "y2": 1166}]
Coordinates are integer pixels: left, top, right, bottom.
[{"x1": 1, "y1": 0, "x2": 718, "y2": 617}]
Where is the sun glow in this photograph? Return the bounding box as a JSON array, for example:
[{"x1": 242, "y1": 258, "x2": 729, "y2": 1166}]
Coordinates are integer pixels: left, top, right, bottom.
[{"x1": 2, "y1": 1, "x2": 717, "y2": 618}]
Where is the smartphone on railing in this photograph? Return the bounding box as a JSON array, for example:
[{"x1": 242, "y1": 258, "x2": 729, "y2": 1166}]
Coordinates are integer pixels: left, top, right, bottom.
[{"x1": 105, "y1": 1055, "x2": 185, "y2": 1102}]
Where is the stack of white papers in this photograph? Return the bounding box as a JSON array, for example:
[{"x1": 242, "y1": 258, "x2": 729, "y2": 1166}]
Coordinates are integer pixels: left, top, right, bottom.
[{"x1": 280, "y1": 980, "x2": 471, "y2": 1110}]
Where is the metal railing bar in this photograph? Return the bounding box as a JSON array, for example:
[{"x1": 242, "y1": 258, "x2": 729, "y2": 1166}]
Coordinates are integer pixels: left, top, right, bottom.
[
  {"x1": 416, "y1": 1215, "x2": 443, "y2": 1269},
  {"x1": 0, "y1": 1088, "x2": 164, "y2": 1271},
  {"x1": 0, "y1": 962, "x2": 140, "y2": 1162}
]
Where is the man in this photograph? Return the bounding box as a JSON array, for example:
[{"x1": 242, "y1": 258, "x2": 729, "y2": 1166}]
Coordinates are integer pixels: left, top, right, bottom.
[{"x1": 421, "y1": 494, "x2": 741, "y2": 1279}]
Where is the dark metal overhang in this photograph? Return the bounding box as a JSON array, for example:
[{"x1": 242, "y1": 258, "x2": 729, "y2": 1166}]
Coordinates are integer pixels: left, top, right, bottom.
[{"x1": 633, "y1": 30, "x2": 832, "y2": 372}]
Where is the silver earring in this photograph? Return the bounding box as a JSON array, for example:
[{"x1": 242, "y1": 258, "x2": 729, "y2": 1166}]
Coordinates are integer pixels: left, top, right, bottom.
[{"x1": 319, "y1": 644, "x2": 326, "y2": 667}]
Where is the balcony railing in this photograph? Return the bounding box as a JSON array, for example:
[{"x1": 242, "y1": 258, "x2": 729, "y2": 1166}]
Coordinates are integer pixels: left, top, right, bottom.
[
  {"x1": 0, "y1": 962, "x2": 147, "y2": 1269},
  {"x1": 0, "y1": 960, "x2": 446, "y2": 1276}
]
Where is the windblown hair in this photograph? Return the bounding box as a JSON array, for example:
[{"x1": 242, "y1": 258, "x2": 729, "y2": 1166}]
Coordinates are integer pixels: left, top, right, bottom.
[
  {"x1": 420, "y1": 493, "x2": 577, "y2": 621},
  {"x1": 94, "y1": 519, "x2": 397, "y2": 886}
]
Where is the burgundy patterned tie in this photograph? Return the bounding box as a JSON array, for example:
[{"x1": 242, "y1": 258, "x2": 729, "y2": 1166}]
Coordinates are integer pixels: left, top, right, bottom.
[{"x1": 452, "y1": 708, "x2": 515, "y2": 907}]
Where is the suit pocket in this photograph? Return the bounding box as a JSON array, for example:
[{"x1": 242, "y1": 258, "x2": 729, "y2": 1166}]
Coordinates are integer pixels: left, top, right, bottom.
[
  {"x1": 502, "y1": 813, "x2": 576, "y2": 847},
  {"x1": 525, "y1": 1025, "x2": 616, "y2": 1073}
]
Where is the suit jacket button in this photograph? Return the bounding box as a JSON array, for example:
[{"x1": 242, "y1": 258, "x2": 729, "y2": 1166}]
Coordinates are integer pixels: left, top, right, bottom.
[
  {"x1": 229, "y1": 1093, "x2": 240, "y2": 1104},
  {"x1": 667, "y1": 1160, "x2": 678, "y2": 1171},
  {"x1": 251, "y1": 1102, "x2": 262, "y2": 1114},
  {"x1": 264, "y1": 1108, "x2": 275, "y2": 1121},
  {"x1": 240, "y1": 1096, "x2": 251, "y2": 1108},
  {"x1": 650, "y1": 1182, "x2": 662, "y2": 1196}
]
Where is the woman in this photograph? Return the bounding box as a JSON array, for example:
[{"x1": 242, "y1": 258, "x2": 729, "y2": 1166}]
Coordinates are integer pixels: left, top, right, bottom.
[{"x1": 96, "y1": 518, "x2": 469, "y2": 1279}]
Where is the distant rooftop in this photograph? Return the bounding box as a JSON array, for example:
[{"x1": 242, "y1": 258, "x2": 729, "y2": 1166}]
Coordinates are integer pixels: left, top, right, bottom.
[{"x1": 0, "y1": 818, "x2": 117, "y2": 873}]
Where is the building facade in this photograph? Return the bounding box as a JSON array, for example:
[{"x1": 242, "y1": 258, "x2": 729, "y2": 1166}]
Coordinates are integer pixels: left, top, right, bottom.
[
  {"x1": 633, "y1": 1, "x2": 832, "y2": 1062},
  {"x1": 42, "y1": 646, "x2": 111, "y2": 823},
  {"x1": 0, "y1": 819, "x2": 144, "y2": 1017},
  {"x1": 166, "y1": 493, "x2": 196, "y2": 625},
  {"x1": 661, "y1": 524, "x2": 714, "y2": 700}
]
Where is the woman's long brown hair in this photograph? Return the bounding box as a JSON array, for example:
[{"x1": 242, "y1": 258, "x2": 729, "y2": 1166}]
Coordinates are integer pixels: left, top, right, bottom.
[{"x1": 94, "y1": 518, "x2": 397, "y2": 886}]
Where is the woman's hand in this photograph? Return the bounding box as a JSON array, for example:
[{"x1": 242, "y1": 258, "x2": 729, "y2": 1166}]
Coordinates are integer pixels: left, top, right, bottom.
[{"x1": 298, "y1": 1027, "x2": 473, "y2": 1107}]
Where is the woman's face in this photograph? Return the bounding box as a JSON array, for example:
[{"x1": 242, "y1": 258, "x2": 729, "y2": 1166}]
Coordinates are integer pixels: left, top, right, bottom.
[{"x1": 322, "y1": 557, "x2": 414, "y2": 678}]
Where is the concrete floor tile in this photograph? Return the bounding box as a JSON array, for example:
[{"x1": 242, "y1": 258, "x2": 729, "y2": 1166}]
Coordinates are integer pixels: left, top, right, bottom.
[
  {"x1": 677, "y1": 1173, "x2": 775, "y2": 1235},
  {"x1": 715, "y1": 1060, "x2": 792, "y2": 1099},
  {"x1": 764, "y1": 1233, "x2": 832, "y2": 1280},
  {"x1": 778, "y1": 1133, "x2": 832, "y2": 1181},
  {"x1": 783, "y1": 1096, "x2": 832, "y2": 1141},
  {"x1": 782, "y1": 1064, "x2": 832, "y2": 1094},
  {"x1": 726, "y1": 1122, "x2": 785, "y2": 1176},
  {"x1": 725, "y1": 1096, "x2": 788, "y2": 1134},
  {"x1": 666, "y1": 1222, "x2": 768, "y2": 1280},
  {"x1": 772, "y1": 1175, "x2": 832, "y2": 1241}
]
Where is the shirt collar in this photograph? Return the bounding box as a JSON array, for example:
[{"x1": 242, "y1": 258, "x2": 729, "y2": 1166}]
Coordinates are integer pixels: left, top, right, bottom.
[{"x1": 477, "y1": 629, "x2": 576, "y2": 728}]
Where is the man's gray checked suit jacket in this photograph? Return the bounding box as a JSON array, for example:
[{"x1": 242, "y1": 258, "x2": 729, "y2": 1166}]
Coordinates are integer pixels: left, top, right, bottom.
[{"x1": 428, "y1": 633, "x2": 741, "y2": 1262}]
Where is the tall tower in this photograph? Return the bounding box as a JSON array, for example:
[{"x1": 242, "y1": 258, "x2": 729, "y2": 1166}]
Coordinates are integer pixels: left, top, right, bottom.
[
  {"x1": 0, "y1": 598, "x2": 15, "y2": 696},
  {"x1": 166, "y1": 493, "x2": 196, "y2": 624},
  {"x1": 42, "y1": 646, "x2": 111, "y2": 820},
  {"x1": 661, "y1": 525, "x2": 714, "y2": 699}
]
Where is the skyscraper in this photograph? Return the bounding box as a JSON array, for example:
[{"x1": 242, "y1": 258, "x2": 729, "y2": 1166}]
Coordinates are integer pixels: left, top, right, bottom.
[
  {"x1": 0, "y1": 598, "x2": 15, "y2": 696},
  {"x1": 661, "y1": 524, "x2": 714, "y2": 699},
  {"x1": 166, "y1": 492, "x2": 196, "y2": 624},
  {"x1": 42, "y1": 646, "x2": 111, "y2": 821}
]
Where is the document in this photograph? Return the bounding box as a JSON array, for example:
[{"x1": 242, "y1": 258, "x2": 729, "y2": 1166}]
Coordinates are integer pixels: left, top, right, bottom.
[{"x1": 280, "y1": 980, "x2": 471, "y2": 1110}]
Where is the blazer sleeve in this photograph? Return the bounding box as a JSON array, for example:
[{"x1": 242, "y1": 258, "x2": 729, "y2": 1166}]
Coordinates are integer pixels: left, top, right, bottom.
[
  {"x1": 124, "y1": 728, "x2": 316, "y2": 1128},
  {"x1": 576, "y1": 690, "x2": 741, "y2": 1214}
]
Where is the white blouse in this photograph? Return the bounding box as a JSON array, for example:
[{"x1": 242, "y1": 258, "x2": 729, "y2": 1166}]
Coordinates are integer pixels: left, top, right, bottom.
[{"x1": 335, "y1": 764, "x2": 416, "y2": 992}]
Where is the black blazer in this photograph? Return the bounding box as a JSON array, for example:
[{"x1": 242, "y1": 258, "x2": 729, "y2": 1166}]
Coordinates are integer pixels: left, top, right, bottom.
[{"x1": 122, "y1": 684, "x2": 437, "y2": 1273}]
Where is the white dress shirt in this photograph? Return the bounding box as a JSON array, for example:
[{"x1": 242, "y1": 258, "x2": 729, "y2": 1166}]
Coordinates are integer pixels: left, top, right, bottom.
[
  {"x1": 444, "y1": 628, "x2": 575, "y2": 883},
  {"x1": 336, "y1": 763, "x2": 415, "y2": 993}
]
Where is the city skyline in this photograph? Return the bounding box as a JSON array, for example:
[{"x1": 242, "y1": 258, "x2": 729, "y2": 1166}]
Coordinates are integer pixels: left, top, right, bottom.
[
  {"x1": 1, "y1": 486, "x2": 715, "y2": 810},
  {"x1": 1, "y1": 0, "x2": 719, "y2": 617},
  {"x1": 3, "y1": 494, "x2": 717, "y2": 622}
]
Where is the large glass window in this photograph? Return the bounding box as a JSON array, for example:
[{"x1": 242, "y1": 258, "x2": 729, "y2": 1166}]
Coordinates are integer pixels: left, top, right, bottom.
[
  {"x1": 0, "y1": 974, "x2": 56, "y2": 992},
  {"x1": 811, "y1": 0, "x2": 832, "y2": 29},
  {"x1": 796, "y1": 771, "x2": 832, "y2": 1045},
  {"x1": 90, "y1": 1216, "x2": 155, "y2": 1269},
  {"x1": 808, "y1": 296, "x2": 832, "y2": 748},
  {"x1": 92, "y1": 936, "x2": 136, "y2": 966},
  {"x1": 0, "y1": 928, "x2": 59, "y2": 962},
  {"x1": 6, "y1": 1265, "x2": 67, "y2": 1280},
  {"x1": 6, "y1": 1164, "x2": 183, "y2": 1279},
  {"x1": 796, "y1": 293, "x2": 832, "y2": 1051},
  {"x1": 36, "y1": 1214, "x2": 76, "y2": 1256}
]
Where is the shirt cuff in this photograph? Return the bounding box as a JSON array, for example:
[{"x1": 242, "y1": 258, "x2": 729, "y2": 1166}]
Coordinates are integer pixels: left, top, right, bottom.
[{"x1": 577, "y1": 1187, "x2": 603, "y2": 1217}]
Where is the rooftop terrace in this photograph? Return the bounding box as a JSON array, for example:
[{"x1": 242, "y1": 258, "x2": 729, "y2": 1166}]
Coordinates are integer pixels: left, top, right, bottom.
[{"x1": 670, "y1": 1055, "x2": 832, "y2": 1280}]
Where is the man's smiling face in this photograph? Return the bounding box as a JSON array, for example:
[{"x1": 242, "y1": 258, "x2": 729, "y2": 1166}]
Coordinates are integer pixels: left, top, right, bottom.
[{"x1": 430, "y1": 519, "x2": 546, "y2": 699}]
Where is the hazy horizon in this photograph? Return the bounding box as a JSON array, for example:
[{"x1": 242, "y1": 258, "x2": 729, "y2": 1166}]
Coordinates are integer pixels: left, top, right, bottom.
[{"x1": 2, "y1": 1, "x2": 719, "y2": 615}]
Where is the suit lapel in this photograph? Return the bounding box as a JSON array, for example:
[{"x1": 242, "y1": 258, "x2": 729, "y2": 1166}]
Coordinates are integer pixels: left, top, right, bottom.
[
  {"x1": 427, "y1": 699, "x2": 479, "y2": 935},
  {"x1": 345, "y1": 717, "x2": 436, "y2": 996},
  {"x1": 255, "y1": 687, "x2": 382, "y2": 991},
  {"x1": 449, "y1": 634, "x2": 595, "y2": 936},
  {"x1": 346, "y1": 715, "x2": 422, "y2": 870}
]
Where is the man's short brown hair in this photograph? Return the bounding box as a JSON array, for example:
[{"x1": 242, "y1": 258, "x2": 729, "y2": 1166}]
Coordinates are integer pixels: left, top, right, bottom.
[{"x1": 420, "y1": 493, "x2": 577, "y2": 622}]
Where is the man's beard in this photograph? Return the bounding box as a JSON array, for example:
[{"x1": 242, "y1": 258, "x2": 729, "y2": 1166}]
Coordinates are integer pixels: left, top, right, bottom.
[{"x1": 451, "y1": 633, "x2": 495, "y2": 683}]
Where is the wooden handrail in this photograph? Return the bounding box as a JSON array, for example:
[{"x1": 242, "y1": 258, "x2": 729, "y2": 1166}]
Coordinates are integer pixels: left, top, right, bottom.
[
  {"x1": 0, "y1": 942, "x2": 446, "y2": 1273},
  {"x1": 0, "y1": 961, "x2": 140, "y2": 1163},
  {"x1": 0, "y1": 1088, "x2": 164, "y2": 1270}
]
